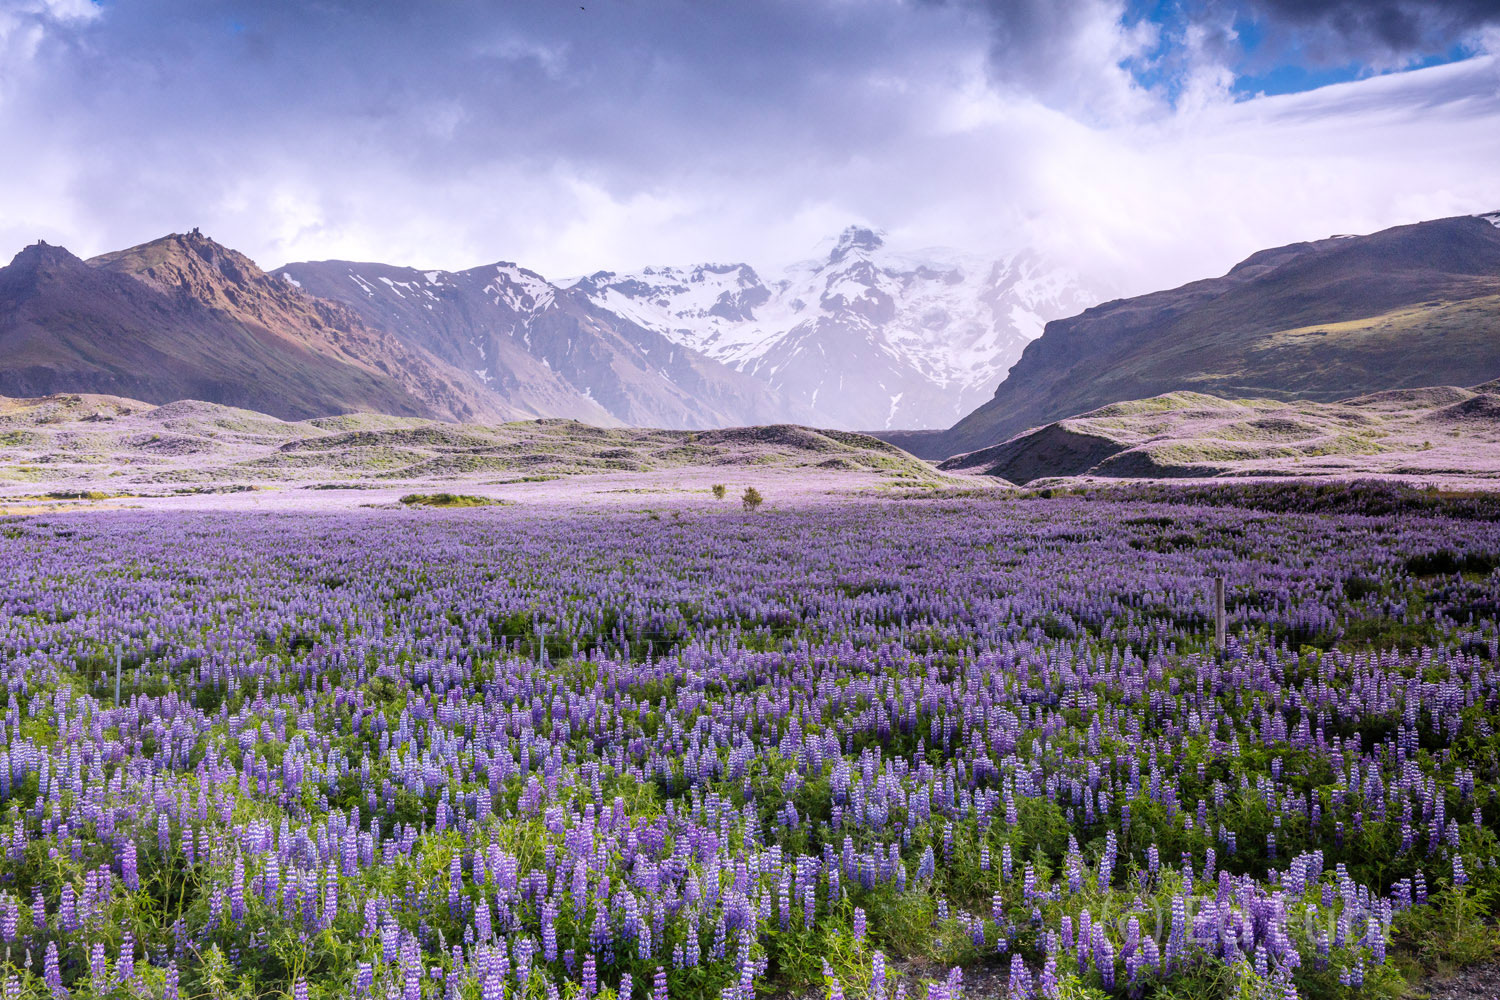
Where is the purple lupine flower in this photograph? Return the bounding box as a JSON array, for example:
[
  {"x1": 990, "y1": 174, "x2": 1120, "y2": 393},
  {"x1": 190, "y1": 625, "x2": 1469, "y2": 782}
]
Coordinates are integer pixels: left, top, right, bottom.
[
  {"x1": 402, "y1": 936, "x2": 423, "y2": 1000},
  {"x1": 916, "y1": 846, "x2": 935, "y2": 882},
  {"x1": 59, "y1": 884, "x2": 78, "y2": 932},
  {"x1": 44, "y1": 942, "x2": 63, "y2": 998},
  {"x1": 543, "y1": 902, "x2": 559, "y2": 962},
  {"x1": 1039, "y1": 953, "x2": 1059, "y2": 999},
  {"x1": 230, "y1": 854, "x2": 246, "y2": 923},
  {"x1": 1007, "y1": 954, "x2": 1030, "y2": 999},
  {"x1": 322, "y1": 863, "x2": 339, "y2": 928},
  {"x1": 117, "y1": 932, "x2": 135, "y2": 984},
  {"x1": 1096, "y1": 932, "x2": 1115, "y2": 991},
  {"x1": 121, "y1": 840, "x2": 139, "y2": 891}
]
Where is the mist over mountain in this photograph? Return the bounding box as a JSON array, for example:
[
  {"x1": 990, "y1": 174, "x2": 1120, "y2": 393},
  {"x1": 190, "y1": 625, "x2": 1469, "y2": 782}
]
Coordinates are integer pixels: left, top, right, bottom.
[
  {"x1": 893, "y1": 212, "x2": 1500, "y2": 460},
  {"x1": 274, "y1": 257, "x2": 800, "y2": 430},
  {"x1": 8, "y1": 214, "x2": 1500, "y2": 446},
  {"x1": 276, "y1": 226, "x2": 1096, "y2": 431},
  {"x1": 563, "y1": 227, "x2": 1097, "y2": 430},
  {"x1": 4, "y1": 222, "x2": 1096, "y2": 431}
]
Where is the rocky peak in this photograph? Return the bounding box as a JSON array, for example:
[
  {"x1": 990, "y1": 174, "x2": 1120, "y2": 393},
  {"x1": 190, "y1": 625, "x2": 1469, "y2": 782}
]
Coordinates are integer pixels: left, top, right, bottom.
[
  {"x1": 7, "y1": 240, "x2": 85, "y2": 275},
  {"x1": 829, "y1": 226, "x2": 885, "y2": 264},
  {"x1": 88, "y1": 231, "x2": 275, "y2": 311}
]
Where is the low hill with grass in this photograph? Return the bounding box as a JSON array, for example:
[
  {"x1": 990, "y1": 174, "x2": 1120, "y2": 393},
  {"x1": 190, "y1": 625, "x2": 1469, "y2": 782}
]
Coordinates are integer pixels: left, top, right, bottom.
[
  {"x1": 0, "y1": 393, "x2": 940, "y2": 490},
  {"x1": 942, "y1": 381, "x2": 1500, "y2": 484}
]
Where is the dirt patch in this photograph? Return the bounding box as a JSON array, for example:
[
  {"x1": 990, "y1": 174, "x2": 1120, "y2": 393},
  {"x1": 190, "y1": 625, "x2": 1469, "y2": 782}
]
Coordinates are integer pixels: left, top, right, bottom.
[{"x1": 1420, "y1": 961, "x2": 1500, "y2": 1000}]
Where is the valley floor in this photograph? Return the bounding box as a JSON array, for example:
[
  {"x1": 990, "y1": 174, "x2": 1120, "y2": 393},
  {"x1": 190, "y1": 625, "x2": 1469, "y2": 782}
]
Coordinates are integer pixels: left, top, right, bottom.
[{"x1": 0, "y1": 483, "x2": 1497, "y2": 999}]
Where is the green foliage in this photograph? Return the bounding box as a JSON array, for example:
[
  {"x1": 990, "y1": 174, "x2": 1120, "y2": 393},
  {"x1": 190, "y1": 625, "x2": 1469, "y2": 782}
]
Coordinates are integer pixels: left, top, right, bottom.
[
  {"x1": 398, "y1": 492, "x2": 504, "y2": 507},
  {"x1": 1390, "y1": 886, "x2": 1500, "y2": 974},
  {"x1": 45, "y1": 489, "x2": 117, "y2": 500}
]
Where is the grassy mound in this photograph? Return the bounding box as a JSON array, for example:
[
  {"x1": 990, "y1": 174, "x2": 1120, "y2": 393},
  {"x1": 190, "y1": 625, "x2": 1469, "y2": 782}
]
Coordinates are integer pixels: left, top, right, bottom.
[{"x1": 397, "y1": 492, "x2": 503, "y2": 508}]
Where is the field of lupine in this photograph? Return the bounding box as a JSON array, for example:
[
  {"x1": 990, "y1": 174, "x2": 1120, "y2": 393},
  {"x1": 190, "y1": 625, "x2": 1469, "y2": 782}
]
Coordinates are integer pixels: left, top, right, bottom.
[{"x1": 1, "y1": 488, "x2": 1499, "y2": 999}]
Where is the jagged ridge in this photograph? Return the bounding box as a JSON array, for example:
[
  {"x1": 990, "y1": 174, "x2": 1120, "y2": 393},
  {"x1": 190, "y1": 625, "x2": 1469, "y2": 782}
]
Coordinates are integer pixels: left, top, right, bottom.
[{"x1": 0, "y1": 231, "x2": 517, "y2": 422}]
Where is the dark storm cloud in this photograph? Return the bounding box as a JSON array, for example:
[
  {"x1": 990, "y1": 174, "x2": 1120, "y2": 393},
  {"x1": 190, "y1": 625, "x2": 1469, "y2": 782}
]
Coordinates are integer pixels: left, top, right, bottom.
[
  {"x1": 918, "y1": 0, "x2": 1160, "y2": 117},
  {"x1": 939, "y1": 0, "x2": 1500, "y2": 110},
  {"x1": 1248, "y1": 0, "x2": 1500, "y2": 61}
]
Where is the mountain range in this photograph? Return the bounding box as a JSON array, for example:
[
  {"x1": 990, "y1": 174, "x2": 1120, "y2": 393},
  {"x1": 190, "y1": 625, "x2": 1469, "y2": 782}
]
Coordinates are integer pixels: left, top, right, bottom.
[
  {"x1": 0, "y1": 231, "x2": 517, "y2": 423},
  {"x1": 890, "y1": 212, "x2": 1500, "y2": 460},
  {"x1": 3, "y1": 213, "x2": 1498, "y2": 451},
  {"x1": 273, "y1": 256, "x2": 795, "y2": 429},
  {"x1": 276, "y1": 227, "x2": 1093, "y2": 431},
  {"x1": 0, "y1": 224, "x2": 1087, "y2": 431},
  {"x1": 557, "y1": 227, "x2": 1095, "y2": 429}
]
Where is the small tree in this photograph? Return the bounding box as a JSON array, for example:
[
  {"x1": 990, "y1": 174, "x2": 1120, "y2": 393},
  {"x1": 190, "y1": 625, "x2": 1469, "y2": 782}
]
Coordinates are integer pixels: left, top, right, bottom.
[
  {"x1": 711, "y1": 484, "x2": 727, "y2": 500},
  {"x1": 742, "y1": 486, "x2": 763, "y2": 511}
]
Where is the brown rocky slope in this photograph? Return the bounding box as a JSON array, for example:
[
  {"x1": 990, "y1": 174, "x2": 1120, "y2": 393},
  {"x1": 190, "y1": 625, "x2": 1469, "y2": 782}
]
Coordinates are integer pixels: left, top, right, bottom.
[{"x1": 0, "y1": 231, "x2": 521, "y2": 422}]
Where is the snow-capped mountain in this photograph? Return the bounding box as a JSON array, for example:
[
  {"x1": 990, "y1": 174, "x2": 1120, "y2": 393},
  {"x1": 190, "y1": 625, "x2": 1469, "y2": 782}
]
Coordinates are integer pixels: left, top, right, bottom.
[
  {"x1": 276, "y1": 226, "x2": 1099, "y2": 431},
  {"x1": 275, "y1": 258, "x2": 800, "y2": 430},
  {"x1": 566, "y1": 227, "x2": 1100, "y2": 429}
]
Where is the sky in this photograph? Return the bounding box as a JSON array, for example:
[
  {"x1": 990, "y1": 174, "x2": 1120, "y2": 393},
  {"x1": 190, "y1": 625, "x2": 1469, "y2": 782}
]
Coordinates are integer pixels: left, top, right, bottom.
[{"x1": 1, "y1": 0, "x2": 1498, "y2": 298}]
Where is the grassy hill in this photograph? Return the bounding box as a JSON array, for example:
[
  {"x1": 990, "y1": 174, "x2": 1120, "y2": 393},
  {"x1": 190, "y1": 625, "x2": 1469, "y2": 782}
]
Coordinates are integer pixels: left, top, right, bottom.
[
  {"x1": 943, "y1": 381, "x2": 1500, "y2": 484},
  {"x1": 0, "y1": 393, "x2": 940, "y2": 489}
]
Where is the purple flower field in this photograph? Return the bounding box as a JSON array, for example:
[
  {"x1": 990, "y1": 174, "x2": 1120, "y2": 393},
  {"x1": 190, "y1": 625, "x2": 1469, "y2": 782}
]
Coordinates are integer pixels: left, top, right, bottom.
[{"x1": 0, "y1": 493, "x2": 1498, "y2": 999}]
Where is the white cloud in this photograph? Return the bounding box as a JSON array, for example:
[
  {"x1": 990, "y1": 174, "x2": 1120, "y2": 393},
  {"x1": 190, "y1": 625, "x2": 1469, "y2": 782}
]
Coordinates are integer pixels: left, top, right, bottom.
[
  {"x1": 0, "y1": 0, "x2": 98, "y2": 98},
  {"x1": 0, "y1": 0, "x2": 1496, "y2": 309},
  {"x1": 958, "y1": 0, "x2": 1163, "y2": 123},
  {"x1": 1011, "y1": 54, "x2": 1500, "y2": 295}
]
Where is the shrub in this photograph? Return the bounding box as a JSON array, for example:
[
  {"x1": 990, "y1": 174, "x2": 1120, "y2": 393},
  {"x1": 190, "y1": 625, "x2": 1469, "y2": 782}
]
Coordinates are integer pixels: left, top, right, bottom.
[
  {"x1": 397, "y1": 492, "x2": 501, "y2": 508},
  {"x1": 712, "y1": 484, "x2": 727, "y2": 500},
  {"x1": 742, "y1": 486, "x2": 763, "y2": 510}
]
